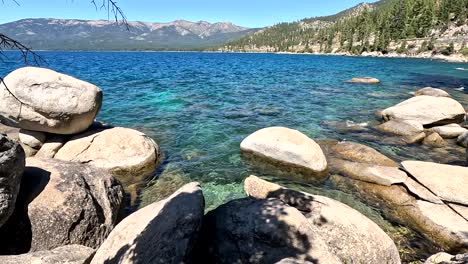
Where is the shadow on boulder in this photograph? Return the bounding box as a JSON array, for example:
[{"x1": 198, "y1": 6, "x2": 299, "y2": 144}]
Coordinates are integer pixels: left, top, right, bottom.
[{"x1": 0, "y1": 167, "x2": 50, "y2": 254}]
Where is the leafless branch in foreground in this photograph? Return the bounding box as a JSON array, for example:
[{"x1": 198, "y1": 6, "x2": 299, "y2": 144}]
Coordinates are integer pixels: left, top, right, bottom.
[
  {"x1": 0, "y1": 33, "x2": 46, "y2": 65},
  {"x1": 91, "y1": 0, "x2": 129, "y2": 30}
]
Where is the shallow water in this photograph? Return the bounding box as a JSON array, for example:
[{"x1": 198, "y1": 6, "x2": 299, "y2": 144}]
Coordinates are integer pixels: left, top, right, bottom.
[{"x1": 1, "y1": 52, "x2": 468, "y2": 261}]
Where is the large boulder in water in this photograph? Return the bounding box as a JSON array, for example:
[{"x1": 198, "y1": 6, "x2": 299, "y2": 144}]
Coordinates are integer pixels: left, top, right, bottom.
[
  {"x1": 0, "y1": 134, "x2": 25, "y2": 228},
  {"x1": 240, "y1": 127, "x2": 328, "y2": 178},
  {"x1": 55, "y1": 127, "x2": 160, "y2": 186},
  {"x1": 243, "y1": 176, "x2": 401, "y2": 264},
  {"x1": 0, "y1": 158, "x2": 124, "y2": 253},
  {"x1": 91, "y1": 182, "x2": 204, "y2": 264},
  {"x1": 0, "y1": 245, "x2": 95, "y2": 264},
  {"x1": 380, "y1": 96, "x2": 465, "y2": 126},
  {"x1": 0, "y1": 67, "x2": 102, "y2": 134}
]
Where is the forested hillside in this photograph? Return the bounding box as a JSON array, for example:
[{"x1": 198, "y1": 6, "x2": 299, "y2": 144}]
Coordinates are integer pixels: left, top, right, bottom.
[{"x1": 223, "y1": 0, "x2": 468, "y2": 57}]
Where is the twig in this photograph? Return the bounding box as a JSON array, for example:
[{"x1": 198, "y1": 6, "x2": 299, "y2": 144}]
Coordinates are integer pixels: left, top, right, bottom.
[
  {"x1": 0, "y1": 33, "x2": 46, "y2": 65},
  {"x1": 91, "y1": 0, "x2": 129, "y2": 30}
]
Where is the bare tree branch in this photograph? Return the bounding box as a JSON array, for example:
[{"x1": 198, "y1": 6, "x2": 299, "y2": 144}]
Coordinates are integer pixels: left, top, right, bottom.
[
  {"x1": 91, "y1": 0, "x2": 129, "y2": 30},
  {"x1": 0, "y1": 33, "x2": 46, "y2": 65},
  {"x1": 1, "y1": 0, "x2": 20, "y2": 6}
]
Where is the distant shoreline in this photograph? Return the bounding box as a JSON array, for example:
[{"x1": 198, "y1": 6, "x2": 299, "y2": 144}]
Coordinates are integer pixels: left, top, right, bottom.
[
  {"x1": 214, "y1": 50, "x2": 468, "y2": 63},
  {"x1": 3, "y1": 49, "x2": 468, "y2": 63}
]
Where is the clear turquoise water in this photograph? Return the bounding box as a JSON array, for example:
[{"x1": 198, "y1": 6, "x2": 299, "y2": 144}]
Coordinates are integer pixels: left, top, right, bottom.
[{"x1": 1, "y1": 52, "x2": 468, "y2": 260}]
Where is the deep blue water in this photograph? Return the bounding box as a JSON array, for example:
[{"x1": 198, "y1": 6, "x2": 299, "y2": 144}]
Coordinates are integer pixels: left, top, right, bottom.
[{"x1": 1, "y1": 52, "x2": 468, "y2": 259}]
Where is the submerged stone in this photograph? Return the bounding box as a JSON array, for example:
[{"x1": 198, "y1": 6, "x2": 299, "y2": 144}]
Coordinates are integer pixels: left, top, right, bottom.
[{"x1": 347, "y1": 77, "x2": 380, "y2": 84}]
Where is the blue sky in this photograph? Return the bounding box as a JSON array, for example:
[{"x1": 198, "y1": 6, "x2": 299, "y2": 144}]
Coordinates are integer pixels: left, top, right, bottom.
[{"x1": 0, "y1": 0, "x2": 378, "y2": 28}]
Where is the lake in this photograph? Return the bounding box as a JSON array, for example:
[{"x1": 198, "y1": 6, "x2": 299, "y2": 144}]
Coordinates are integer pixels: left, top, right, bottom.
[{"x1": 1, "y1": 51, "x2": 468, "y2": 260}]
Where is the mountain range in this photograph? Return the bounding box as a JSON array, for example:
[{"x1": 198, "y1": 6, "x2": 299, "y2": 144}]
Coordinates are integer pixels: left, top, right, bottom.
[{"x1": 0, "y1": 18, "x2": 257, "y2": 51}]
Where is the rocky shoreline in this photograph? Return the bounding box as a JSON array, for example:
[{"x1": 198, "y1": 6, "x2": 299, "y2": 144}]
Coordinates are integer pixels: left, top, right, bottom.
[
  {"x1": 1, "y1": 68, "x2": 468, "y2": 263},
  {"x1": 214, "y1": 50, "x2": 468, "y2": 63}
]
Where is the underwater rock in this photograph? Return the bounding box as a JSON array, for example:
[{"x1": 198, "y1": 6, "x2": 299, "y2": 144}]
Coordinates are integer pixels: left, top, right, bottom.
[
  {"x1": 347, "y1": 77, "x2": 380, "y2": 84},
  {"x1": 403, "y1": 132, "x2": 426, "y2": 144},
  {"x1": 423, "y1": 132, "x2": 446, "y2": 147}
]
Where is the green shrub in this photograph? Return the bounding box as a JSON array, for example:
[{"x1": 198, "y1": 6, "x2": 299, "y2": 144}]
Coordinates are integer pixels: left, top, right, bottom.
[
  {"x1": 419, "y1": 41, "x2": 428, "y2": 52},
  {"x1": 461, "y1": 47, "x2": 468, "y2": 57},
  {"x1": 396, "y1": 41, "x2": 407, "y2": 54},
  {"x1": 427, "y1": 40, "x2": 435, "y2": 51},
  {"x1": 440, "y1": 42, "x2": 455, "y2": 56}
]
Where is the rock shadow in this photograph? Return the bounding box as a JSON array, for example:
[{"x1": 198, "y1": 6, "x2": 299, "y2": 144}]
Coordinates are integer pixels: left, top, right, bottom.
[{"x1": 0, "y1": 167, "x2": 50, "y2": 255}]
